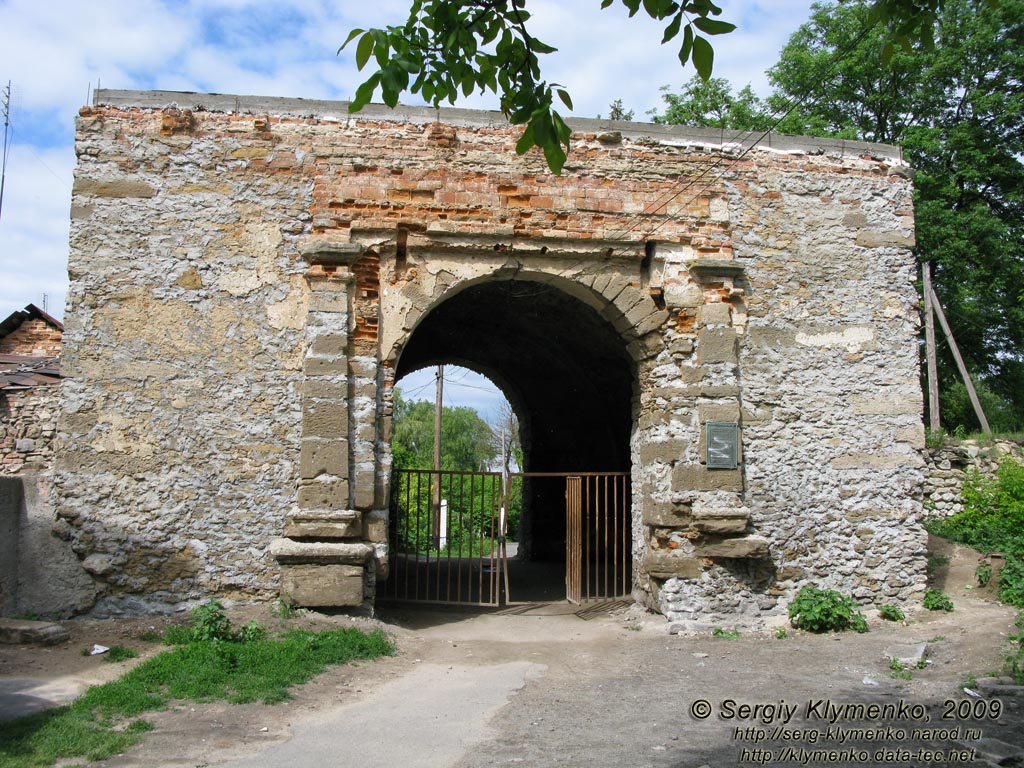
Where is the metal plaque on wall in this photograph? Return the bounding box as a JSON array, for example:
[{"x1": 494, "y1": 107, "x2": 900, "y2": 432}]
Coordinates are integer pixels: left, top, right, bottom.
[{"x1": 706, "y1": 422, "x2": 739, "y2": 469}]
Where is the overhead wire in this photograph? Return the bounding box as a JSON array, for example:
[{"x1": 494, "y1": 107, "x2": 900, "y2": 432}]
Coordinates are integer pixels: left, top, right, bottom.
[{"x1": 601, "y1": 16, "x2": 886, "y2": 254}]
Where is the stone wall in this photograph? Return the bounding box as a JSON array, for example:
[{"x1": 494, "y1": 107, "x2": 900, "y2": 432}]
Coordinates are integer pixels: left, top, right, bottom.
[
  {"x1": 2, "y1": 387, "x2": 60, "y2": 473},
  {"x1": 56, "y1": 90, "x2": 927, "y2": 621},
  {"x1": 1, "y1": 385, "x2": 95, "y2": 617},
  {"x1": 923, "y1": 439, "x2": 1024, "y2": 517}
]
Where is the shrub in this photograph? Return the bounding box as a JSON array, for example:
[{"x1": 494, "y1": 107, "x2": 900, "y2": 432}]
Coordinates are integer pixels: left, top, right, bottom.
[
  {"x1": 878, "y1": 604, "x2": 905, "y2": 622},
  {"x1": 927, "y1": 458, "x2": 1024, "y2": 607},
  {"x1": 788, "y1": 585, "x2": 868, "y2": 633},
  {"x1": 923, "y1": 588, "x2": 954, "y2": 612}
]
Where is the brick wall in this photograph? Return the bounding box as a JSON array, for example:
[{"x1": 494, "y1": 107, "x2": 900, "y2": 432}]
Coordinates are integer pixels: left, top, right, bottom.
[{"x1": 0, "y1": 319, "x2": 63, "y2": 357}]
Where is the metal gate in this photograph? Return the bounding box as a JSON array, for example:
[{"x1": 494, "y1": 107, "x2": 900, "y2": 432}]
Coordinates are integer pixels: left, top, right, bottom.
[
  {"x1": 557, "y1": 473, "x2": 631, "y2": 604},
  {"x1": 383, "y1": 469, "x2": 508, "y2": 606},
  {"x1": 383, "y1": 469, "x2": 630, "y2": 607}
]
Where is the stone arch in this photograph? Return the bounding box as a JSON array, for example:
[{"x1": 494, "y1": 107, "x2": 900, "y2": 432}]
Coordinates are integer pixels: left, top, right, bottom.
[{"x1": 381, "y1": 257, "x2": 666, "y2": 574}]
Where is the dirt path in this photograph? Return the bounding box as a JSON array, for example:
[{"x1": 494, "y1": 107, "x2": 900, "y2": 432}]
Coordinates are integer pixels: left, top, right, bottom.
[{"x1": 2, "y1": 541, "x2": 1022, "y2": 767}]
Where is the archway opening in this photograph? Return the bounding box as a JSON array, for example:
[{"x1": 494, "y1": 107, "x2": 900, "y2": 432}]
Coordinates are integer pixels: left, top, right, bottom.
[{"x1": 393, "y1": 277, "x2": 635, "y2": 602}]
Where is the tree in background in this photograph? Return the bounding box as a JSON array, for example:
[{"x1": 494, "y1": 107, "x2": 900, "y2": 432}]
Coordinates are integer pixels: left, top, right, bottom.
[
  {"x1": 604, "y1": 99, "x2": 635, "y2": 121},
  {"x1": 650, "y1": 0, "x2": 1023, "y2": 432},
  {"x1": 342, "y1": 0, "x2": 971, "y2": 175},
  {"x1": 391, "y1": 390, "x2": 497, "y2": 472},
  {"x1": 650, "y1": 77, "x2": 768, "y2": 130}
]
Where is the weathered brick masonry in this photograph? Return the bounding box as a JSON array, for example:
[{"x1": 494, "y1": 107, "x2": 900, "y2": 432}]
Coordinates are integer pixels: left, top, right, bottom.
[{"x1": 57, "y1": 90, "x2": 926, "y2": 621}]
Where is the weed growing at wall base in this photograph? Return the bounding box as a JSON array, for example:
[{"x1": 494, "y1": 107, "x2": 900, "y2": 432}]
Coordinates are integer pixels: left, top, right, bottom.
[{"x1": 788, "y1": 585, "x2": 869, "y2": 633}]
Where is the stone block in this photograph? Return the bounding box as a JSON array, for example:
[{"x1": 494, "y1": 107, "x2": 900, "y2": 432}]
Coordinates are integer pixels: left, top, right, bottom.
[
  {"x1": 363, "y1": 509, "x2": 388, "y2": 543},
  {"x1": 303, "y1": 379, "x2": 348, "y2": 400},
  {"x1": 310, "y1": 333, "x2": 348, "y2": 356},
  {"x1": 280, "y1": 563, "x2": 364, "y2": 607},
  {"x1": 642, "y1": 500, "x2": 692, "y2": 528},
  {"x1": 698, "y1": 302, "x2": 732, "y2": 327},
  {"x1": 301, "y1": 401, "x2": 348, "y2": 439},
  {"x1": 309, "y1": 291, "x2": 350, "y2": 314},
  {"x1": 300, "y1": 439, "x2": 349, "y2": 480},
  {"x1": 72, "y1": 178, "x2": 157, "y2": 198},
  {"x1": 270, "y1": 538, "x2": 373, "y2": 564},
  {"x1": 643, "y1": 551, "x2": 701, "y2": 580},
  {"x1": 856, "y1": 230, "x2": 915, "y2": 248},
  {"x1": 695, "y1": 535, "x2": 770, "y2": 559},
  {"x1": 352, "y1": 467, "x2": 376, "y2": 510},
  {"x1": 672, "y1": 464, "x2": 743, "y2": 492},
  {"x1": 691, "y1": 508, "x2": 749, "y2": 534},
  {"x1": 663, "y1": 282, "x2": 704, "y2": 310},
  {"x1": 297, "y1": 478, "x2": 349, "y2": 510},
  {"x1": 284, "y1": 509, "x2": 362, "y2": 539},
  {"x1": 639, "y1": 439, "x2": 686, "y2": 466},
  {"x1": 303, "y1": 356, "x2": 349, "y2": 376},
  {"x1": 696, "y1": 327, "x2": 738, "y2": 365},
  {"x1": 0, "y1": 619, "x2": 71, "y2": 646}
]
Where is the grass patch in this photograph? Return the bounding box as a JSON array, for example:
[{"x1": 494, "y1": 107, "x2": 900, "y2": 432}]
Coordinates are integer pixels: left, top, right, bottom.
[
  {"x1": 712, "y1": 627, "x2": 740, "y2": 640},
  {"x1": 102, "y1": 646, "x2": 139, "y2": 664},
  {"x1": 0, "y1": 626, "x2": 393, "y2": 768}
]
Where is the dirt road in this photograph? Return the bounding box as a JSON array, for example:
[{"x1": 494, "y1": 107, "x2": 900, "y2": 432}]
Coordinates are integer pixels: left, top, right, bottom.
[{"x1": 2, "y1": 541, "x2": 1023, "y2": 768}]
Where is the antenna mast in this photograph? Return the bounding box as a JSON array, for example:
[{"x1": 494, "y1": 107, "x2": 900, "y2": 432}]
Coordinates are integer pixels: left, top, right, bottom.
[{"x1": 0, "y1": 81, "x2": 11, "y2": 223}]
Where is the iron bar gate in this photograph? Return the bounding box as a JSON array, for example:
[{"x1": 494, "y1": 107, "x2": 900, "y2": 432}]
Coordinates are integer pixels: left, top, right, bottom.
[
  {"x1": 383, "y1": 469, "x2": 507, "y2": 606},
  {"x1": 517, "y1": 472, "x2": 631, "y2": 605},
  {"x1": 384, "y1": 469, "x2": 630, "y2": 607}
]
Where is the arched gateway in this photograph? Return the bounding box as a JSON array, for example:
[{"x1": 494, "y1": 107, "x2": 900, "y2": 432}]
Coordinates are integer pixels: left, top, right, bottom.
[{"x1": 56, "y1": 90, "x2": 928, "y2": 626}]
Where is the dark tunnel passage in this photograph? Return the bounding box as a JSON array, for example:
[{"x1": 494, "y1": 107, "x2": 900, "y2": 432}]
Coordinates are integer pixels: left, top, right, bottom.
[{"x1": 395, "y1": 277, "x2": 635, "y2": 566}]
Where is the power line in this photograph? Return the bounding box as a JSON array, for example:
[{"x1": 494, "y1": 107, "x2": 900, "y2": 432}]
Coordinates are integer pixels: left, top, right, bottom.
[{"x1": 603, "y1": 18, "x2": 884, "y2": 253}]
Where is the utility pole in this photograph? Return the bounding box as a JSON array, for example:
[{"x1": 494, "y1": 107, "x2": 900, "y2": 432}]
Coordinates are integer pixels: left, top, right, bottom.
[
  {"x1": 432, "y1": 364, "x2": 444, "y2": 549},
  {"x1": 923, "y1": 263, "x2": 940, "y2": 432}
]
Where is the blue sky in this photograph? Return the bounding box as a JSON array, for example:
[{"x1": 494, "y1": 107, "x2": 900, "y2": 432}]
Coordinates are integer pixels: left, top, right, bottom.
[{"x1": 0, "y1": 0, "x2": 815, "y2": 409}]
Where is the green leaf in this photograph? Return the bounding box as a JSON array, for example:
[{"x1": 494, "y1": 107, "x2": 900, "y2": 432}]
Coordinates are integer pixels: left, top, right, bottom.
[
  {"x1": 601, "y1": 0, "x2": 614, "y2": 7},
  {"x1": 532, "y1": 39, "x2": 558, "y2": 54},
  {"x1": 556, "y1": 88, "x2": 573, "y2": 110},
  {"x1": 339, "y1": 28, "x2": 364, "y2": 54},
  {"x1": 355, "y1": 32, "x2": 375, "y2": 70},
  {"x1": 678, "y1": 24, "x2": 694, "y2": 66},
  {"x1": 881, "y1": 41, "x2": 895, "y2": 67},
  {"x1": 552, "y1": 111, "x2": 572, "y2": 145},
  {"x1": 515, "y1": 123, "x2": 536, "y2": 155},
  {"x1": 692, "y1": 34, "x2": 714, "y2": 79},
  {"x1": 349, "y1": 73, "x2": 380, "y2": 112},
  {"x1": 692, "y1": 17, "x2": 736, "y2": 35},
  {"x1": 542, "y1": 136, "x2": 567, "y2": 175},
  {"x1": 662, "y1": 13, "x2": 682, "y2": 44}
]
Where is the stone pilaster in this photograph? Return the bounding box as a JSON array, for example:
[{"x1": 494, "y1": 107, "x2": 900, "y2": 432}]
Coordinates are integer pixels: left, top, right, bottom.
[{"x1": 272, "y1": 242, "x2": 374, "y2": 608}]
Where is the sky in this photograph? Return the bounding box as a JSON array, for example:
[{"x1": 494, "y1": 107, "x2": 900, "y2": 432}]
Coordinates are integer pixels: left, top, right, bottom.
[{"x1": 0, "y1": 0, "x2": 816, "y2": 412}]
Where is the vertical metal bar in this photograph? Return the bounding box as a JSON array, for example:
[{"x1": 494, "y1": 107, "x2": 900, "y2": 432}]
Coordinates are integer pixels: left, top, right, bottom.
[
  {"x1": 441, "y1": 471, "x2": 449, "y2": 603},
  {"x1": 598, "y1": 475, "x2": 606, "y2": 602},
  {"x1": 488, "y1": 474, "x2": 498, "y2": 604},
  {"x1": 502, "y1": 474, "x2": 513, "y2": 605},
  {"x1": 585, "y1": 479, "x2": 593, "y2": 606}
]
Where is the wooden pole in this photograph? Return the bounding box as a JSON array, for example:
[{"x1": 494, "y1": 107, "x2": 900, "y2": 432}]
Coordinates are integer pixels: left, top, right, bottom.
[
  {"x1": 929, "y1": 287, "x2": 992, "y2": 435},
  {"x1": 923, "y1": 263, "x2": 940, "y2": 432}
]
